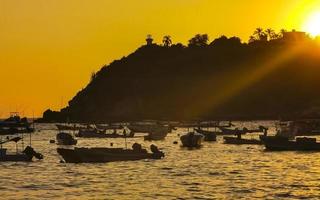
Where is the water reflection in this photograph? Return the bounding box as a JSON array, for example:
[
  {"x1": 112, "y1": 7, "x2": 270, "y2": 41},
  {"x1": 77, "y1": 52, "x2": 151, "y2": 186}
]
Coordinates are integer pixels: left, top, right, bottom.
[{"x1": 0, "y1": 121, "x2": 320, "y2": 199}]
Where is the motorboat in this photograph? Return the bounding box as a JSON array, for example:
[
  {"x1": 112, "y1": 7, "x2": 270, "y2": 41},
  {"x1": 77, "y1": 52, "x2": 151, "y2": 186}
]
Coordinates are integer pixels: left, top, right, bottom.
[
  {"x1": 264, "y1": 136, "x2": 320, "y2": 151},
  {"x1": 0, "y1": 113, "x2": 34, "y2": 135},
  {"x1": 218, "y1": 126, "x2": 267, "y2": 136},
  {"x1": 223, "y1": 136, "x2": 262, "y2": 145},
  {"x1": 180, "y1": 132, "x2": 204, "y2": 148},
  {"x1": 144, "y1": 129, "x2": 169, "y2": 141},
  {"x1": 0, "y1": 137, "x2": 43, "y2": 162},
  {"x1": 57, "y1": 143, "x2": 165, "y2": 163},
  {"x1": 127, "y1": 124, "x2": 173, "y2": 133},
  {"x1": 75, "y1": 129, "x2": 134, "y2": 138},
  {"x1": 56, "y1": 132, "x2": 77, "y2": 145}
]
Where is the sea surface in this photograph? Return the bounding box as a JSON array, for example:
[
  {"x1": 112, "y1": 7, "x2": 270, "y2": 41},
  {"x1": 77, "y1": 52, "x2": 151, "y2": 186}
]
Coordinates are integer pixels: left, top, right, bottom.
[{"x1": 1, "y1": 121, "x2": 320, "y2": 200}]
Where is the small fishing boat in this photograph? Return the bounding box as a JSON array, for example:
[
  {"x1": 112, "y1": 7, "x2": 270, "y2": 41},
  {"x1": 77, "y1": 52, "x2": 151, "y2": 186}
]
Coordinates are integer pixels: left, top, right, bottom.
[
  {"x1": 56, "y1": 124, "x2": 86, "y2": 131},
  {"x1": 223, "y1": 135, "x2": 262, "y2": 145},
  {"x1": 56, "y1": 132, "x2": 77, "y2": 145},
  {"x1": 194, "y1": 128, "x2": 217, "y2": 141},
  {"x1": 218, "y1": 125, "x2": 268, "y2": 135},
  {"x1": 180, "y1": 132, "x2": 204, "y2": 148},
  {"x1": 144, "y1": 129, "x2": 169, "y2": 141},
  {"x1": 128, "y1": 124, "x2": 173, "y2": 133},
  {"x1": 264, "y1": 136, "x2": 320, "y2": 151},
  {"x1": 0, "y1": 137, "x2": 43, "y2": 162},
  {"x1": 57, "y1": 143, "x2": 165, "y2": 163},
  {"x1": 0, "y1": 113, "x2": 34, "y2": 135},
  {"x1": 95, "y1": 124, "x2": 124, "y2": 130},
  {"x1": 76, "y1": 129, "x2": 134, "y2": 138}
]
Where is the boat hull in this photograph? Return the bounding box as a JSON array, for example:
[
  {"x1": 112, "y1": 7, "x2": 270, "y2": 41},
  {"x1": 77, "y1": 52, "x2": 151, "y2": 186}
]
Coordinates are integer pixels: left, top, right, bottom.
[
  {"x1": 223, "y1": 137, "x2": 262, "y2": 145},
  {"x1": 57, "y1": 148, "x2": 164, "y2": 163},
  {"x1": 0, "y1": 154, "x2": 32, "y2": 162},
  {"x1": 264, "y1": 137, "x2": 320, "y2": 151},
  {"x1": 180, "y1": 132, "x2": 204, "y2": 148}
]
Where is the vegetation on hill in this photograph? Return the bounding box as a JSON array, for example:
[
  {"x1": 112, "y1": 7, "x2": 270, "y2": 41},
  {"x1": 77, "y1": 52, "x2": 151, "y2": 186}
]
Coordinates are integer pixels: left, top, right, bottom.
[{"x1": 40, "y1": 28, "x2": 320, "y2": 122}]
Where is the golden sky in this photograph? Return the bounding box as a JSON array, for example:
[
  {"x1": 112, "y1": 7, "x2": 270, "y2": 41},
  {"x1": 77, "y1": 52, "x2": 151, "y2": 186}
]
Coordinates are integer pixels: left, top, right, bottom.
[{"x1": 0, "y1": 0, "x2": 319, "y2": 117}]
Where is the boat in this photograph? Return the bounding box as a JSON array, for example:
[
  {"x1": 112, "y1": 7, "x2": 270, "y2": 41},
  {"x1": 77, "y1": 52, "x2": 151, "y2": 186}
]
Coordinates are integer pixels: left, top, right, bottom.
[
  {"x1": 127, "y1": 124, "x2": 173, "y2": 133},
  {"x1": 75, "y1": 128, "x2": 134, "y2": 138},
  {"x1": 0, "y1": 113, "x2": 34, "y2": 135},
  {"x1": 0, "y1": 137, "x2": 43, "y2": 162},
  {"x1": 218, "y1": 125, "x2": 268, "y2": 136},
  {"x1": 194, "y1": 128, "x2": 217, "y2": 141},
  {"x1": 180, "y1": 132, "x2": 204, "y2": 148},
  {"x1": 57, "y1": 143, "x2": 165, "y2": 163},
  {"x1": 95, "y1": 124, "x2": 124, "y2": 130},
  {"x1": 56, "y1": 132, "x2": 77, "y2": 145},
  {"x1": 144, "y1": 130, "x2": 168, "y2": 141},
  {"x1": 276, "y1": 120, "x2": 320, "y2": 136},
  {"x1": 223, "y1": 135, "x2": 262, "y2": 145},
  {"x1": 56, "y1": 124, "x2": 87, "y2": 131},
  {"x1": 264, "y1": 136, "x2": 320, "y2": 151}
]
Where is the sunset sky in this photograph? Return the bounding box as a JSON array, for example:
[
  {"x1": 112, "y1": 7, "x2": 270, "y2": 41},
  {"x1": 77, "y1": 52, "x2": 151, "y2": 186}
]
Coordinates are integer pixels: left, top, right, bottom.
[{"x1": 1, "y1": 0, "x2": 320, "y2": 117}]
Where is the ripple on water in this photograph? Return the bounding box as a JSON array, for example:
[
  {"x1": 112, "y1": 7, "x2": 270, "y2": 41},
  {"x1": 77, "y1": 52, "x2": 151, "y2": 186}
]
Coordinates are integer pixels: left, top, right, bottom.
[{"x1": 1, "y1": 121, "x2": 320, "y2": 199}]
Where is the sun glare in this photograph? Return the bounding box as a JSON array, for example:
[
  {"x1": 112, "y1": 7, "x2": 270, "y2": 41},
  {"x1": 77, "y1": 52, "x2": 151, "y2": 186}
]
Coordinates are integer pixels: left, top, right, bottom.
[{"x1": 304, "y1": 12, "x2": 320, "y2": 37}]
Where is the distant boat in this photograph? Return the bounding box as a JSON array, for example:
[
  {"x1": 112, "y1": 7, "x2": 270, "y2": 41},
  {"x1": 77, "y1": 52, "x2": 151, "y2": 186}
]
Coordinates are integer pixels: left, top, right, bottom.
[
  {"x1": 276, "y1": 120, "x2": 320, "y2": 137},
  {"x1": 0, "y1": 113, "x2": 34, "y2": 135},
  {"x1": 223, "y1": 136, "x2": 262, "y2": 145},
  {"x1": 56, "y1": 124, "x2": 86, "y2": 131},
  {"x1": 218, "y1": 126, "x2": 268, "y2": 136},
  {"x1": 194, "y1": 128, "x2": 217, "y2": 141},
  {"x1": 75, "y1": 128, "x2": 134, "y2": 138},
  {"x1": 57, "y1": 143, "x2": 165, "y2": 163},
  {"x1": 264, "y1": 136, "x2": 320, "y2": 151},
  {"x1": 127, "y1": 123, "x2": 173, "y2": 133},
  {"x1": 95, "y1": 124, "x2": 124, "y2": 130},
  {"x1": 144, "y1": 130, "x2": 168, "y2": 141},
  {"x1": 180, "y1": 132, "x2": 204, "y2": 148},
  {"x1": 0, "y1": 137, "x2": 43, "y2": 162},
  {"x1": 56, "y1": 132, "x2": 77, "y2": 145}
]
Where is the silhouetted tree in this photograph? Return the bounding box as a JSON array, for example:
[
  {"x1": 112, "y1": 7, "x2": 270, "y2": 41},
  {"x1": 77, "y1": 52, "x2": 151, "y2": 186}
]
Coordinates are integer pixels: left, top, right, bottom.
[
  {"x1": 265, "y1": 28, "x2": 276, "y2": 40},
  {"x1": 253, "y1": 28, "x2": 267, "y2": 41},
  {"x1": 146, "y1": 34, "x2": 153, "y2": 45},
  {"x1": 162, "y1": 35, "x2": 172, "y2": 47},
  {"x1": 211, "y1": 35, "x2": 241, "y2": 47},
  {"x1": 188, "y1": 34, "x2": 209, "y2": 47}
]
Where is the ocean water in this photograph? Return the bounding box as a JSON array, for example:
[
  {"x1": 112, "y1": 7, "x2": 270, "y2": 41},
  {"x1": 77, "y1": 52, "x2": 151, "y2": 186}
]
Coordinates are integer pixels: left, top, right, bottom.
[{"x1": 1, "y1": 121, "x2": 320, "y2": 200}]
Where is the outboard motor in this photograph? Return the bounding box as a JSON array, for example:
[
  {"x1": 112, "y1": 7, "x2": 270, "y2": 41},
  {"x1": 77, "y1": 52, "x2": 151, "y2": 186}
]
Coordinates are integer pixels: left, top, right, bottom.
[
  {"x1": 23, "y1": 146, "x2": 44, "y2": 160},
  {"x1": 150, "y1": 144, "x2": 164, "y2": 158},
  {"x1": 132, "y1": 143, "x2": 143, "y2": 152}
]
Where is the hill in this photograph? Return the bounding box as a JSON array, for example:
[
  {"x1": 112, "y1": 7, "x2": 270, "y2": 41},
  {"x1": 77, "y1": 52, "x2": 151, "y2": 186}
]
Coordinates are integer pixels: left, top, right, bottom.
[{"x1": 40, "y1": 30, "x2": 320, "y2": 122}]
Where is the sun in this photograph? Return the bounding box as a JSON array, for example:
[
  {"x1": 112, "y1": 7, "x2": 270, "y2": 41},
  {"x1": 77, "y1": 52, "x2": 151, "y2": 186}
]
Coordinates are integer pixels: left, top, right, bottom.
[{"x1": 303, "y1": 12, "x2": 320, "y2": 37}]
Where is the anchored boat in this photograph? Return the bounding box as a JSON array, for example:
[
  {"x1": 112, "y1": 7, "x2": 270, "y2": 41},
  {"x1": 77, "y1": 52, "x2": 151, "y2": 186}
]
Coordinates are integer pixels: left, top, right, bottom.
[
  {"x1": 56, "y1": 132, "x2": 77, "y2": 145},
  {"x1": 180, "y1": 132, "x2": 204, "y2": 148},
  {"x1": 57, "y1": 143, "x2": 164, "y2": 163}
]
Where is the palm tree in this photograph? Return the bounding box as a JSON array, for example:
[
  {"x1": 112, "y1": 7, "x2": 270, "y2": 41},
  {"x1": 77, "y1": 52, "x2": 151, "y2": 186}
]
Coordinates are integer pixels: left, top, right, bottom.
[
  {"x1": 162, "y1": 35, "x2": 172, "y2": 47},
  {"x1": 265, "y1": 28, "x2": 275, "y2": 40},
  {"x1": 253, "y1": 27, "x2": 267, "y2": 41}
]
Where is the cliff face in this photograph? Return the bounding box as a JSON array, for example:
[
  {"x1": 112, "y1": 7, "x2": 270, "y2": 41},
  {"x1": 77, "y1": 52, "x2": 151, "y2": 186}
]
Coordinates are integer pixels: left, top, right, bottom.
[{"x1": 42, "y1": 39, "x2": 320, "y2": 122}]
